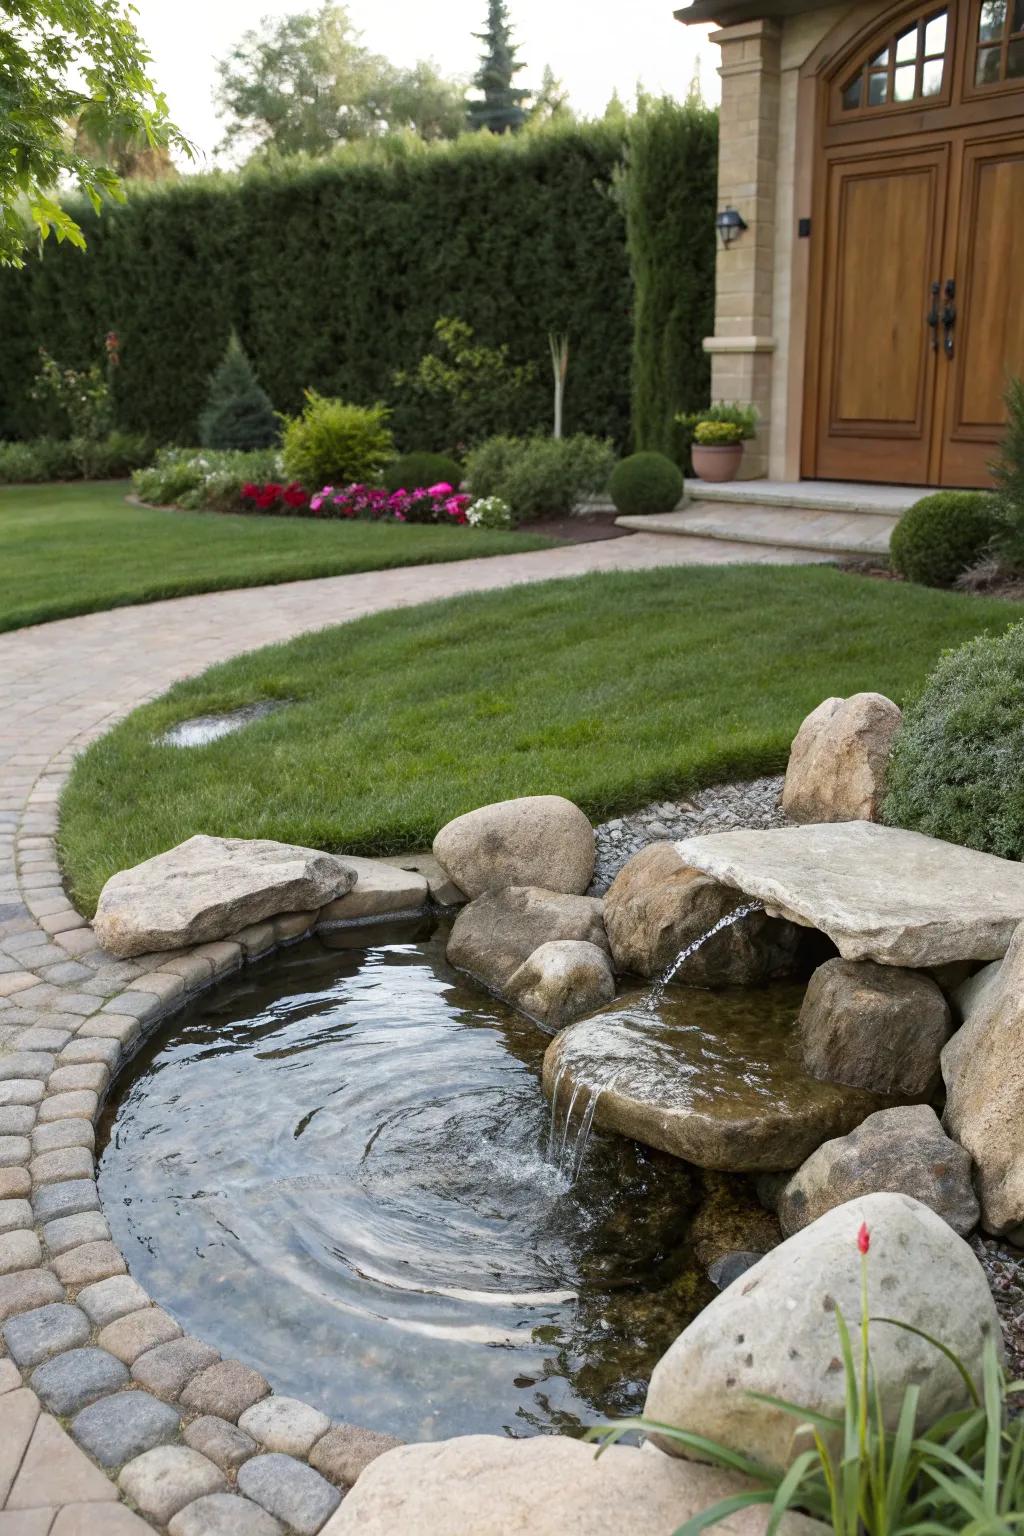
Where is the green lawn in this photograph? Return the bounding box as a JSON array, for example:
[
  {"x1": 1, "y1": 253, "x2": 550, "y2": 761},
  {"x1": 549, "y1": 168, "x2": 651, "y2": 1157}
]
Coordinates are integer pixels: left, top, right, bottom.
[
  {"x1": 0, "y1": 482, "x2": 554, "y2": 632},
  {"x1": 59, "y1": 563, "x2": 1024, "y2": 915}
]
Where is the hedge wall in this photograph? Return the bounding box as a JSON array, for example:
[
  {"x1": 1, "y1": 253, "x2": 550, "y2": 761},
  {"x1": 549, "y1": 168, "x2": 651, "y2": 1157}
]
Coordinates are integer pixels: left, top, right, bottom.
[{"x1": 0, "y1": 109, "x2": 717, "y2": 453}]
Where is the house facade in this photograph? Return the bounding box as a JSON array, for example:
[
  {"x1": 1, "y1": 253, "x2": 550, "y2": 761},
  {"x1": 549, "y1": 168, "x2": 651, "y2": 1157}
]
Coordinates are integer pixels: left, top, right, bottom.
[{"x1": 679, "y1": 0, "x2": 1024, "y2": 485}]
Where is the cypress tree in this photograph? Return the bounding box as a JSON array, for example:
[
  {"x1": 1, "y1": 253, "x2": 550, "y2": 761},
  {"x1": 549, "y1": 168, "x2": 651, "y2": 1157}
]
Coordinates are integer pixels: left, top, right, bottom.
[
  {"x1": 199, "y1": 331, "x2": 279, "y2": 450},
  {"x1": 468, "y1": 0, "x2": 530, "y2": 134}
]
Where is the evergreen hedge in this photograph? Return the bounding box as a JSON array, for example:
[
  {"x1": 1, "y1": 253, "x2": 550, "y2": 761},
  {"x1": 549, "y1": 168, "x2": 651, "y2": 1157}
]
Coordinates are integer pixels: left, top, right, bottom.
[{"x1": 0, "y1": 111, "x2": 718, "y2": 452}]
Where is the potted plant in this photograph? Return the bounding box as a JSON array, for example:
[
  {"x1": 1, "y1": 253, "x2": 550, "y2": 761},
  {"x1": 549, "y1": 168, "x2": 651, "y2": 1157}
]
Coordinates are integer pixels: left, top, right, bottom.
[
  {"x1": 678, "y1": 402, "x2": 759, "y2": 483},
  {"x1": 691, "y1": 420, "x2": 746, "y2": 482}
]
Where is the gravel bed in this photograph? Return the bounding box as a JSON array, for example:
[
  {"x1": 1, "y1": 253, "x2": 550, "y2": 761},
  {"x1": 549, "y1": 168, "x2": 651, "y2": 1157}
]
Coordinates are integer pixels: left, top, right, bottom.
[
  {"x1": 591, "y1": 775, "x2": 789, "y2": 894},
  {"x1": 974, "y1": 1238, "x2": 1024, "y2": 1390},
  {"x1": 593, "y1": 776, "x2": 1024, "y2": 1384}
]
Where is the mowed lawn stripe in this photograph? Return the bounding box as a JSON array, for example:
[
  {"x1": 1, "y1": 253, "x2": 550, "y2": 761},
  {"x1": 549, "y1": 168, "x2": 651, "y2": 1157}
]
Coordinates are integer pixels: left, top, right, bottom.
[
  {"x1": 58, "y1": 562, "x2": 1024, "y2": 915},
  {"x1": 0, "y1": 481, "x2": 555, "y2": 632}
]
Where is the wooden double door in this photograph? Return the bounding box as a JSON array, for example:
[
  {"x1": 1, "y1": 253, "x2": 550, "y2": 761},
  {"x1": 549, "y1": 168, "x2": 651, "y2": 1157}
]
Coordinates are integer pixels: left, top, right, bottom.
[{"x1": 806, "y1": 0, "x2": 1024, "y2": 486}]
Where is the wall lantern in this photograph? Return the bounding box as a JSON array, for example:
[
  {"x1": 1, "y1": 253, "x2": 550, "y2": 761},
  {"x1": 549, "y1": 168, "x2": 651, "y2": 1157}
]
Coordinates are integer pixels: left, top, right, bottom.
[{"x1": 715, "y1": 206, "x2": 748, "y2": 249}]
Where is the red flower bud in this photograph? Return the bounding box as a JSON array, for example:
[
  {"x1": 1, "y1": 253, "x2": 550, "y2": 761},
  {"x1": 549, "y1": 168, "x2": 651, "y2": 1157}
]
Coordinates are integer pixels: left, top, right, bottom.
[{"x1": 857, "y1": 1222, "x2": 870, "y2": 1255}]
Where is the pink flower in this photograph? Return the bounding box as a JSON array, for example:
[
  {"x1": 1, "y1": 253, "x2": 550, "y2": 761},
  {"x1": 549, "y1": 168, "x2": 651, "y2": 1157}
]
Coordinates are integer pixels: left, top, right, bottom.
[
  {"x1": 857, "y1": 1222, "x2": 870, "y2": 1255},
  {"x1": 427, "y1": 482, "x2": 453, "y2": 496}
]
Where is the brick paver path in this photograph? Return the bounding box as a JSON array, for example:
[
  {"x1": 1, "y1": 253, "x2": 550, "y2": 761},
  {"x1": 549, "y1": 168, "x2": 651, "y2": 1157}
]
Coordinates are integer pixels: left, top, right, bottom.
[{"x1": 0, "y1": 533, "x2": 815, "y2": 1532}]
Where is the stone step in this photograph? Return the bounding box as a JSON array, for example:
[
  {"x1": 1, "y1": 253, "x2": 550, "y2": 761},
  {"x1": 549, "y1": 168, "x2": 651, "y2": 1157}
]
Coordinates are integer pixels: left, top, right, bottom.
[
  {"x1": 683, "y1": 478, "x2": 922, "y2": 518},
  {"x1": 614, "y1": 503, "x2": 897, "y2": 557}
]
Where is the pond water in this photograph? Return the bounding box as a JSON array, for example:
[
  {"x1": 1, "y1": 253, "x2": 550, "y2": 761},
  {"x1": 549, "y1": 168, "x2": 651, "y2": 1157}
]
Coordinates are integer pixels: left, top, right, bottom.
[{"x1": 98, "y1": 918, "x2": 714, "y2": 1442}]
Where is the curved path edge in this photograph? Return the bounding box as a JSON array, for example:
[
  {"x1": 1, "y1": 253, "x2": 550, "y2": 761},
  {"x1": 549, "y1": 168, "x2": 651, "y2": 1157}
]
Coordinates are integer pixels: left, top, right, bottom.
[{"x1": 0, "y1": 533, "x2": 817, "y2": 1533}]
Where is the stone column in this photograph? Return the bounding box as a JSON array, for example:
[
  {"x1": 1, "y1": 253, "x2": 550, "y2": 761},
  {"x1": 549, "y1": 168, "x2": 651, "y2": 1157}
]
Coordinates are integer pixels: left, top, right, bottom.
[{"x1": 705, "y1": 19, "x2": 781, "y2": 479}]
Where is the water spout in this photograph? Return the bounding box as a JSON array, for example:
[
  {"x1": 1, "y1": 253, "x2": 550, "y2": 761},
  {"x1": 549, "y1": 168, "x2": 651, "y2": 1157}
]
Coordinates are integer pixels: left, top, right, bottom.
[
  {"x1": 646, "y1": 901, "x2": 763, "y2": 1009},
  {"x1": 546, "y1": 1067, "x2": 622, "y2": 1185}
]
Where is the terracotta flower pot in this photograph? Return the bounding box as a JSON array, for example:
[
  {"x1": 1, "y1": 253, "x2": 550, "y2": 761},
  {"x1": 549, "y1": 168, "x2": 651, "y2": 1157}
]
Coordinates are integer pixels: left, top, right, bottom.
[{"x1": 692, "y1": 442, "x2": 744, "y2": 483}]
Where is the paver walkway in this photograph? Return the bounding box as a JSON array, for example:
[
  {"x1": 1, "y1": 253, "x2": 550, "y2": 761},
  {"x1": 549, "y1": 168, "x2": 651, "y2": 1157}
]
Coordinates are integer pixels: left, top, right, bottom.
[{"x1": 0, "y1": 532, "x2": 819, "y2": 1533}]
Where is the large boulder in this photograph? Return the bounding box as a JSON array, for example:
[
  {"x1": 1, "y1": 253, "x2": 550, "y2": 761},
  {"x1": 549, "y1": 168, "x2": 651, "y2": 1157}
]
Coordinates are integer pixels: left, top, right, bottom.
[
  {"x1": 433, "y1": 796, "x2": 594, "y2": 899},
  {"x1": 447, "y1": 887, "x2": 607, "y2": 995},
  {"x1": 798, "y1": 958, "x2": 951, "y2": 1097},
  {"x1": 943, "y1": 922, "x2": 1024, "y2": 1240},
  {"x1": 783, "y1": 693, "x2": 901, "y2": 824},
  {"x1": 93, "y1": 835, "x2": 356, "y2": 958},
  {"x1": 674, "y1": 822, "x2": 1024, "y2": 968},
  {"x1": 320, "y1": 1432, "x2": 821, "y2": 1536},
  {"x1": 506, "y1": 941, "x2": 615, "y2": 1030},
  {"x1": 543, "y1": 994, "x2": 885, "y2": 1172},
  {"x1": 602, "y1": 842, "x2": 803, "y2": 985},
  {"x1": 778, "y1": 1106, "x2": 979, "y2": 1238},
  {"x1": 645, "y1": 1192, "x2": 999, "y2": 1472}
]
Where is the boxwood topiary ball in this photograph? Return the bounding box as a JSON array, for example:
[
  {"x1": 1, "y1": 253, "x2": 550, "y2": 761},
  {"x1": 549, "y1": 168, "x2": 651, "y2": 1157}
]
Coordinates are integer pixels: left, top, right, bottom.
[
  {"x1": 382, "y1": 452, "x2": 462, "y2": 493},
  {"x1": 889, "y1": 491, "x2": 1001, "y2": 587},
  {"x1": 883, "y1": 621, "x2": 1024, "y2": 859},
  {"x1": 609, "y1": 452, "x2": 684, "y2": 516}
]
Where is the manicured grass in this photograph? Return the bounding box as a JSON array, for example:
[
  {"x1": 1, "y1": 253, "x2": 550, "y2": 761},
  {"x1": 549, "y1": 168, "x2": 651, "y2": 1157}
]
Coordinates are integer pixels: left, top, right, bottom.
[
  {"x1": 0, "y1": 481, "x2": 554, "y2": 632},
  {"x1": 59, "y1": 563, "x2": 1024, "y2": 915}
]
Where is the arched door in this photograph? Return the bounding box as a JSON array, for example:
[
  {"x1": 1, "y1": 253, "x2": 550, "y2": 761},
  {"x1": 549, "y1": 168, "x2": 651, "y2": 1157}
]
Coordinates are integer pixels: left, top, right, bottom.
[{"x1": 804, "y1": 0, "x2": 1024, "y2": 485}]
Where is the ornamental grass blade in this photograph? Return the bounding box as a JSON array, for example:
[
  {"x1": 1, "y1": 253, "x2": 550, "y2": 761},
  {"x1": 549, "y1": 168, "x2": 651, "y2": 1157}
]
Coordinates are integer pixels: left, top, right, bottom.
[
  {"x1": 672, "y1": 1489, "x2": 775, "y2": 1536},
  {"x1": 744, "y1": 1391, "x2": 843, "y2": 1433},
  {"x1": 585, "y1": 1419, "x2": 773, "y2": 1482},
  {"x1": 982, "y1": 1338, "x2": 1003, "y2": 1515},
  {"x1": 885, "y1": 1384, "x2": 921, "y2": 1530},
  {"x1": 765, "y1": 1450, "x2": 821, "y2": 1536},
  {"x1": 872, "y1": 1317, "x2": 981, "y2": 1407}
]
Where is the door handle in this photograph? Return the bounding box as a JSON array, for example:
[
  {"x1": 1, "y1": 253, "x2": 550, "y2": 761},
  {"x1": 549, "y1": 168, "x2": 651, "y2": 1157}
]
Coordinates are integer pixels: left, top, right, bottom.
[
  {"x1": 942, "y1": 278, "x2": 956, "y2": 360},
  {"x1": 927, "y1": 281, "x2": 941, "y2": 351}
]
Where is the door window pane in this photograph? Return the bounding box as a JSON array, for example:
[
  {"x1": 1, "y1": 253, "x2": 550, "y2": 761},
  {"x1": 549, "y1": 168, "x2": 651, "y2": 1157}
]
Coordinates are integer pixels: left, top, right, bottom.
[
  {"x1": 922, "y1": 56, "x2": 945, "y2": 92},
  {"x1": 1008, "y1": 35, "x2": 1024, "y2": 70},
  {"x1": 1015, "y1": 0, "x2": 1024, "y2": 32},
  {"x1": 924, "y1": 11, "x2": 948, "y2": 52},
  {"x1": 896, "y1": 23, "x2": 919, "y2": 58},
  {"x1": 870, "y1": 45, "x2": 890, "y2": 65},
  {"x1": 841, "y1": 74, "x2": 863, "y2": 109},
  {"x1": 978, "y1": 0, "x2": 1007, "y2": 41},
  {"x1": 976, "y1": 42, "x2": 1003, "y2": 80},
  {"x1": 868, "y1": 71, "x2": 890, "y2": 103},
  {"x1": 894, "y1": 63, "x2": 917, "y2": 98}
]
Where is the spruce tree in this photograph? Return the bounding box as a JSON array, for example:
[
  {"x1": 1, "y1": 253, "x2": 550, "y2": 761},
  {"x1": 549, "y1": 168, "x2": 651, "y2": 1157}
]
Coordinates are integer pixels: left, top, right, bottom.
[
  {"x1": 467, "y1": 1, "x2": 530, "y2": 134},
  {"x1": 198, "y1": 332, "x2": 279, "y2": 451}
]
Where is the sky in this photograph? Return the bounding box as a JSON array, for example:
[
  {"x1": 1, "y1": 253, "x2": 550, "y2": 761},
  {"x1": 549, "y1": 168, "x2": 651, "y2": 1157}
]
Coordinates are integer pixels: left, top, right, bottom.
[{"x1": 129, "y1": 0, "x2": 718, "y2": 168}]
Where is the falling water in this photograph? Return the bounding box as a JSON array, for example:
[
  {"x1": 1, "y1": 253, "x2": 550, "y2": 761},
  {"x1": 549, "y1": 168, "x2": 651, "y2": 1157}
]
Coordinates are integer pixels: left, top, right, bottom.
[
  {"x1": 546, "y1": 901, "x2": 764, "y2": 1181},
  {"x1": 646, "y1": 901, "x2": 764, "y2": 1009},
  {"x1": 547, "y1": 1063, "x2": 623, "y2": 1185}
]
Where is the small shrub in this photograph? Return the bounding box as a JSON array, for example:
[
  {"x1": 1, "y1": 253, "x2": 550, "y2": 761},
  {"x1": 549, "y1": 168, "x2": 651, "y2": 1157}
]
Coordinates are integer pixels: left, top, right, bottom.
[
  {"x1": 693, "y1": 420, "x2": 744, "y2": 446},
  {"x1": 466, "y1": 495, "x2": 513, "y2": 530},
  {"x1": 464, "y1": 433, "x2": 614, "y2": 520},
  {"x1": 883, "y1": 621, "x2": 1024, "y2": 858},
  {"x1": 889, "y1": 491, "x2": 1000, "y2": 587},
  {"x1": 281, "y1": 393, "x2": 393, "y2": 489},
  {"x1": 132, "y1": 447, "x2": 281, "y2": 511},
  {"x1": 991, "y1": 375, "x2": 1024, "y2": 570},
  {"x1": 392, "y1": 317, "x2": 539, "y2": 453},
  {"x1": 29, "y1": 349, "x2": 111, "y2": 441},
  {"x1": 382, "y1": 451, "x2": 462, "y2": 493},
  {"x1": 198, "y1": 332, "x2": 279, "y2": 452},
  {"x1": 609, "y1": 451, "x2": 683, "y2": 515},
  {"x1": 0, "y1": 433, "x2": 152, "y2": 483}
]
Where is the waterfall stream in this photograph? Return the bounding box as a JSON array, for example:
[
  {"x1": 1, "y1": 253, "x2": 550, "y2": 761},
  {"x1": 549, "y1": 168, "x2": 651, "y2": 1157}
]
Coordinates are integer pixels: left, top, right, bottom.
[{"x1": 545, "y1": 900, "x2": 764, "y2": 1182}]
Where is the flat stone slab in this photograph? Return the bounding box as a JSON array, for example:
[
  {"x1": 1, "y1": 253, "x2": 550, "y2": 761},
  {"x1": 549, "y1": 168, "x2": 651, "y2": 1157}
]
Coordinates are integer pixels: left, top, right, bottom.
[
  {"x1": 674, "y1": 823, "x2": 1024, "y2": 967},
  {"x1": 93, "y1": 834, "x2": 357, "y2": 958},
  {"x1": 544, "y1": 989, "x2": 887, "y2": 1173}
]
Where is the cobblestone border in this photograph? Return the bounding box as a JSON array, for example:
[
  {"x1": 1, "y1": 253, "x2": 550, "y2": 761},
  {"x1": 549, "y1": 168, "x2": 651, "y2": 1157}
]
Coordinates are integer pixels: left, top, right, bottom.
[{"x1": 2, "y1": 800, "x2": 428, "y2": 1533}]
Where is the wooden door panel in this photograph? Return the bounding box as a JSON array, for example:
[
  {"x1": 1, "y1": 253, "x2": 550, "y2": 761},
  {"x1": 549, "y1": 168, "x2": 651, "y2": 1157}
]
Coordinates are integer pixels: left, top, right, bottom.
[
  {"x1": 939, "y1": 135, "x2": 1024, "y2": 485},
  {"x1": 813, "y1": 145, "x2": 948, "y2": 482}
]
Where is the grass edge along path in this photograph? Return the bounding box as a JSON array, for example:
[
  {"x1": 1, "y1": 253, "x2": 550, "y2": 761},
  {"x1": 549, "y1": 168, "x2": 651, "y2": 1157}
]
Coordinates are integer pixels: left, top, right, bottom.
[
  {"x1": 58, "y1": 563, "x2": 1024, "y2": 916},
  {"x1": 0, "y1": 480, "x2": 555, "y2": 633}
]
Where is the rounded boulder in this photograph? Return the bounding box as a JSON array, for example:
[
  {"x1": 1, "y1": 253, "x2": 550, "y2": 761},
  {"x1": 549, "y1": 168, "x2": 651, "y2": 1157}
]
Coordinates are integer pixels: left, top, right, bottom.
[{"x1": 433, "y1": 796, "x2": 595, "y2": 899}]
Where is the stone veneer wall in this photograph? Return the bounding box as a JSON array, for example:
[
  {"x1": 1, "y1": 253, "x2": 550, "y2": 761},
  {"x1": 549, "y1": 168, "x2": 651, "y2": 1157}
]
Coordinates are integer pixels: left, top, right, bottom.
[{"x1": 705, "y1": 0, "x2": 888, "y2": 480}]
